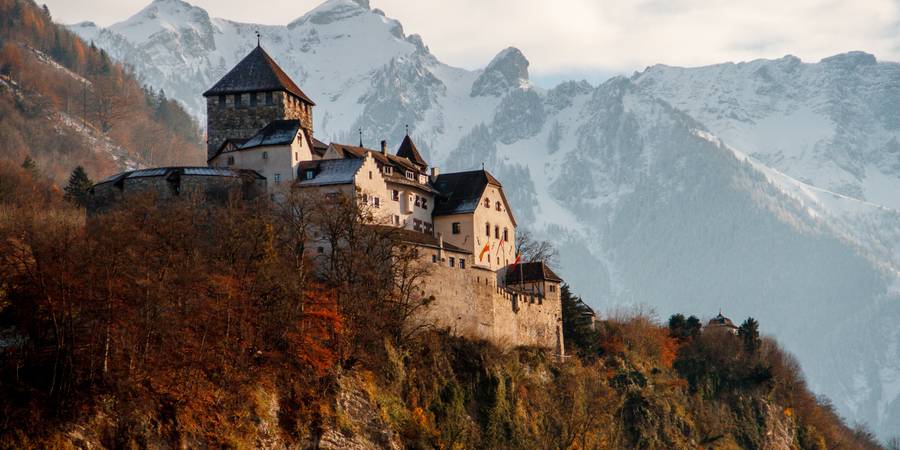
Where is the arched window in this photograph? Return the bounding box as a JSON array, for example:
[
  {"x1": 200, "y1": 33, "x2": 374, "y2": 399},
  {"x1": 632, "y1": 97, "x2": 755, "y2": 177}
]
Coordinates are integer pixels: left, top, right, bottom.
[{"x1": 484, "y1": 198, "x2": 490, "y2": 208}]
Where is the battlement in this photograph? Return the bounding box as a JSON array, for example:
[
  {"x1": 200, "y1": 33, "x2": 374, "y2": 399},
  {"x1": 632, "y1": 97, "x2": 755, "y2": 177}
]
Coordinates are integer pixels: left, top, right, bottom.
[{"x1": 418, "y1": 259, "x2": 563, "y2": 353}]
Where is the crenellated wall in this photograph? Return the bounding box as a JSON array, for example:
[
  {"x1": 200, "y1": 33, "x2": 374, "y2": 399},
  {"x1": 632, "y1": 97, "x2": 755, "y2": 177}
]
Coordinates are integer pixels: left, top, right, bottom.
[{"x1": 418, "y1": 256, "x2": 563, "y2": 353}]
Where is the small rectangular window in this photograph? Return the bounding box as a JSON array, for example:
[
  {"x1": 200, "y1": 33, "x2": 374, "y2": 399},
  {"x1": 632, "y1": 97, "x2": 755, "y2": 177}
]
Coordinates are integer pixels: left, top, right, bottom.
[
  {"x1": 503, "y1": 228, "x2": 509, "y2": 242},
  {"x1": 295, "y1": 152, "x2": 298, "y2": 161},
  {"x1": 234, "y1": 94, "x2": 242, "y2": 107},
  {"x1": 421, "y1": 198, "x2": 428, "y2": 209},
  {"x1": 374, "y1": 197, "x2": 380, "y2": 208},
  {"x1": 218, "y1": 94, "x2": 226, "y2": 106},
  {"x1": 415, "y1": 195, "x2": 421, "y2": 207},
  {"x1": 250, "y1": 92, "x2": 258, "y2": 106},
  {"x1": 383, "y1": 166, "x2": 393, "y2": 175},
  {"x1": 495, "y1": 226, "x2": 500, "y2": 239},
  {"x1": 432, "y1": 254, "x2": 437, "y2": 263},
  {"x1": 392, "y1": 190, "x2": 399, "y2": 201},
  {"x1": 274, "y1": 173, "x2": 281, "y2": 183},
  {"x1": 414, "y1": 219, "x2": 422, "y2": 232},
  {"x1": 265, "y1": 92, "x2": 274, "y2": 105},
  {"x1": 485, "y1": 223, "x2": 490, "y2": 237},
  {"x1": 406, "y1": 170, "x2": 414, "y2": 180},
  {"x1": 393, "y1": 215, "x2": 401, "y2": 226},
  {"x1": 459, "y1": 259, "x2": 465, "y2": 269},
  {"x1": 369, "y1": 171, "x2": 373, "y2": 179},
  {"x1": 452, "y1": 222, "x2": 460, "y2": 234},
  {"x1": 305, "y1": 169, "x2": 315, "y2": 180},
  {"x1": 227, "y1": 156, "x2": 235, "y2": 165},
  {"x1": 449, "y1": 257, "x2": 455, "y2": 268},
  {"x1": 262, "y1": 151, "x2": 268, "y2": 160}
]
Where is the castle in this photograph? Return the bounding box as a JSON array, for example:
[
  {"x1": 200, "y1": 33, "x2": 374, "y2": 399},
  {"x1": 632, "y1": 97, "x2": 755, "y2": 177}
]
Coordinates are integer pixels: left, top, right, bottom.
[{"x1": 89, "y1": 45, "x2": 564, "y2": 354}]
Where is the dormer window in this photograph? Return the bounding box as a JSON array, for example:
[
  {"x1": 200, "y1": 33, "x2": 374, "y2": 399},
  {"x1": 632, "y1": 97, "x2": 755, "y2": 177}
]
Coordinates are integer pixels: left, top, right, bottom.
[
  {"x1": 383, "y1": 166, "x2": 393, "y2": 175},
  {"x1": 484, "y1": 198, "x2": 490, "y2": 208},
  {"x1": 405, "y1": 170, "x2": 414, "y2": 180},
  {"x1": 305, "y1": 169, "x2": 315, "y2": 180}
]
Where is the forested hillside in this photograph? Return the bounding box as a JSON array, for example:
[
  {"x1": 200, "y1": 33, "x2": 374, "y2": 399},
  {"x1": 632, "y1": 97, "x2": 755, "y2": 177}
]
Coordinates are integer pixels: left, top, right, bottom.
[
  {"x1": 0, "y1": 162, "x2": 887, "y2": 449},
  {"x1": 0, "y1": 0, "x2": 203, "y2": 184}
]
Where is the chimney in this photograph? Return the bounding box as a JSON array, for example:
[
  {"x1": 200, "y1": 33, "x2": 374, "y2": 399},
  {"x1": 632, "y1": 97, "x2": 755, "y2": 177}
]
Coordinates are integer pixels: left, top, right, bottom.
[
  {"x1": 430, "y1": 167, "x2": 440, "y2": 182},
  {"x1": 380, "y1": 140, "x2": 387, "y2": 154}
]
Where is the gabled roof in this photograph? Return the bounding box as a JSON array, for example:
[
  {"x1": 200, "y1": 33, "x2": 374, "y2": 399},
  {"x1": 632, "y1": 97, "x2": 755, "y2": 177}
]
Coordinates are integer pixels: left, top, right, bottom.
[
  {"x1": 396, "y1": 135, "x2": 427, "y2": 168},
  {"x1": 329, "y1": 144, "x2": 420, "y2": 173},
  {"x1": 203, "y1": 46, "x2": 314, "y2": 105},
  {"x1": 207, "y1": 138, "x2": 249, "y2": 162},
  {"x1": 296, "y1": 158, "x2": 364, "y2": 187},
  {"x1": 239, "y1": 120, "x2": 301, "y2": 150},
  {"x1": 432, "y1": 170, "x2": 514, "y2": 225},
  {"x1": 707, "y1": 313, "x2": 738, "y2": 329},
  {"x1": 370, "y1": 226, "x2": 471, "y2": 254},
  {"x1": 94, "y1": 167, "x2": 265, "y2": 187},
  {"x1": 505, "y1": 261, "x2": 563, "y2": 284},
  {"x1": 312, "y1": 137, "x2": 329, "y2": 157}
]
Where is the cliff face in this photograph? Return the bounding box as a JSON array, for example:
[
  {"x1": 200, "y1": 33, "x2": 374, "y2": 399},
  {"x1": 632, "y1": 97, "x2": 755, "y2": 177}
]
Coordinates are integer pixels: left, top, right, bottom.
[{"x1": 6, "y1": 331, "x2": 873, "y2": 450}]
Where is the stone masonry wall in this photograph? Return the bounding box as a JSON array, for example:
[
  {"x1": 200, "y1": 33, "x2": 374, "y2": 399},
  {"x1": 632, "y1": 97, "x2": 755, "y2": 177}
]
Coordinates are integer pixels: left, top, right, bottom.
[
  {"x1": 419, "y1": 257, "x2": 563, "y2": 352},
  {"x1": 88, "y1": 173, "x2": 266, "y2": 214},
  {"x1": 206, "y1": 91, "x2": 313, "y2": 160}
]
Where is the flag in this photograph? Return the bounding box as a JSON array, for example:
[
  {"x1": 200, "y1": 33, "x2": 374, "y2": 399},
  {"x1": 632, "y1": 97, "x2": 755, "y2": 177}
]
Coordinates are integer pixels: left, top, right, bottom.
[
  {"x1": 509, "y1": 253, "x2": 522, "y2": 271},
  {"x1": 479, "y1": 243, "x2": 491, "y2": 261}
]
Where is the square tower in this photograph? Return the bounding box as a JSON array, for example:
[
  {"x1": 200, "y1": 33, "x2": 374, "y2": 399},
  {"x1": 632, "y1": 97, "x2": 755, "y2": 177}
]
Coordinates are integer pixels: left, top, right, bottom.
[{"x1": 203, "y1": 45, "x2": 315, "y2": 161}]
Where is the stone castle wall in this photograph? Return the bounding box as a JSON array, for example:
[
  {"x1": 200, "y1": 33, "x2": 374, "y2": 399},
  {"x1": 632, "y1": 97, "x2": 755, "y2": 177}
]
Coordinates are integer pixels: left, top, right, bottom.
[
  {"x1": 206, "y1": 91, "x2": 313, "y2": 160},
  {"x1": 419, "y1": 262, "x2": 563, "y2": 352},
  {"x1": 87, "y1": 171, "x2": 266, "y2": 214}
]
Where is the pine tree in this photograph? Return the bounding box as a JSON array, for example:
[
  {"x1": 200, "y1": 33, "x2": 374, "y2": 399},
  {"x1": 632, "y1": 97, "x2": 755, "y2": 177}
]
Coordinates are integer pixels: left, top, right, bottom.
[
  {"x1": 21, "y1": 155, "x2": 37, "y2": 176},
  {"x1": 738, "y1": 317, "x2": 761, "y2": 355},
  {"x1": 64, "y1": 166, "x2": 93, "y2": 207}
]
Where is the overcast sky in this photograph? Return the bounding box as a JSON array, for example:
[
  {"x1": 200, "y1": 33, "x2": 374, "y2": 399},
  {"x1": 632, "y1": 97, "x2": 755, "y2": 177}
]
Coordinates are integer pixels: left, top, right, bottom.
[{"x1": 41, "y1": 0, "x2": 900, "y2": 86}]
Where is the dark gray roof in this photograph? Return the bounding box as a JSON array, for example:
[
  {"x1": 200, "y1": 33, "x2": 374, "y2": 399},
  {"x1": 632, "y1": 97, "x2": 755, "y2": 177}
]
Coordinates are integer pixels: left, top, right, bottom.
[
  {"x1": 203, "y1": 46, "x2": 314, "y2": 105},
  {"x1": 296, "y1": 158, "x2": 364, "y2": 187},
  {"x1": 94, "y1": 167, "x2": 264, "y2": 187},
  {"x1": 396, "y1": 135, "x2": 427, "y2": 168},
  {"x1": 505, "y1": 261, "x2": 563, "y2": 284},
  {"x1": 238, "y1": 120, "x2": 301, "y2": 150},
  {"x1": 432, "y1": 170, "x2": 509, "y2": 219},
  {"x1": 370, "y1": 226, "x2": 471, "y2": 254}
]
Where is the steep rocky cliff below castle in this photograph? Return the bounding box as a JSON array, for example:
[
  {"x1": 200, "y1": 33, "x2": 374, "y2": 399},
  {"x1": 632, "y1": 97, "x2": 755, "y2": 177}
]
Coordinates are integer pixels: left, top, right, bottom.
[{"x1": 1, "y1": 331, "x2": 880, "y2": 449}]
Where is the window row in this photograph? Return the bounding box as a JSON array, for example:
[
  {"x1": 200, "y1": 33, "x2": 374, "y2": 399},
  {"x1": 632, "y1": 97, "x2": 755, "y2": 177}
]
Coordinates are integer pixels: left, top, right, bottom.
[
  {"x1": 432, "y1": 254, "x2": 465, "y2": 269},
  {"x1": 217, "y1": 92, "x2": 275, "y2": 107},
  {"x1": 484, "y1": 222, "x2": 509, "y2": 241},
  {"x1": 483, "y1": 198, "x2": 503, "y2": 211}
]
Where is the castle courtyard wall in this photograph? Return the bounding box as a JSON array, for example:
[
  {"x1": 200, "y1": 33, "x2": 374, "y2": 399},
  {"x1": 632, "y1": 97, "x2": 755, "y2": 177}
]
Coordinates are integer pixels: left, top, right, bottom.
[{"x1": 418, "y1": 256, "x2": 563, "y2": 352}]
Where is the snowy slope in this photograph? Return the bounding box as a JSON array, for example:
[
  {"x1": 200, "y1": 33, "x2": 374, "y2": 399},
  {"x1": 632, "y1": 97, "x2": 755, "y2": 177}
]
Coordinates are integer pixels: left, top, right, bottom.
[
  {"x1": 633, "y1": 54, "x2": 900, "y2": 211},
  {"x1": 70, "y1": 0, "x2": 900, "y2": 438}
]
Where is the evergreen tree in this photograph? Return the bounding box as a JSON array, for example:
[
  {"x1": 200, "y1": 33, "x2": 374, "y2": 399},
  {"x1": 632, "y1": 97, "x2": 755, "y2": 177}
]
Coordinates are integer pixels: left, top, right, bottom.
[
  {"x1": 668, "y1": 313, "x2": 701, "y2": 341},
  {"x1": 738, "y1": 317, "x2": 761, "y2": 355},
  {"x1": 21, "y1": 155, "x2": 37, "y2": 176},
  {"x1": 560, "y1": 284, "x2": 599, "y2": 358},
  {"x1": 64, "y1": 166, "x2": 93, "y2": 207}
]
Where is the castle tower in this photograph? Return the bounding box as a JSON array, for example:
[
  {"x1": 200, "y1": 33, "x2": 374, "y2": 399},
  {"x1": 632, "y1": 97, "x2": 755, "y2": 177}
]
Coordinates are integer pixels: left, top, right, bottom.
[{"x1": 203, "y1": 45, "x2": 315, "y2": 161}]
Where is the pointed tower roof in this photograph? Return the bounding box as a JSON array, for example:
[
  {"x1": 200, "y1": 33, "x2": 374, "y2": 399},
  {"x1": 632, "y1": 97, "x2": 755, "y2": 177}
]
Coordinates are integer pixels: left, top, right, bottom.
[
  {"x1": 203, "y1": 46, "x2": 314, "y2": 105},
  {"x1": 396, "y1": 134, "x2": 427, "y2": 168}
]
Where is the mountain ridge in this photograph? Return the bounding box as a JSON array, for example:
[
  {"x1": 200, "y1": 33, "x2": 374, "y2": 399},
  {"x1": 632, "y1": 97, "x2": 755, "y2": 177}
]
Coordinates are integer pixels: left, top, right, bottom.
[{"x1": 68, "y1": 0, "x2": 900, "y2": 439}]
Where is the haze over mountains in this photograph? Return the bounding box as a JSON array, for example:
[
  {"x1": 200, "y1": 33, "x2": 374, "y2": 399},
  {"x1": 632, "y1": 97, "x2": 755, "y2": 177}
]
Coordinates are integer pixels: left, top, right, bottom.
[{"x1": 69, "y1": 0, "x2": 900, "y2": 438}]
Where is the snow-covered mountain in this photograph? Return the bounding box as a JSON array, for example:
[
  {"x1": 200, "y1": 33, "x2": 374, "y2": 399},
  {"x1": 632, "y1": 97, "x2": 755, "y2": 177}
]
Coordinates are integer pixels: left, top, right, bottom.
[{"x1": 70, "y1": 0, "x2": 900, "y2": 437}]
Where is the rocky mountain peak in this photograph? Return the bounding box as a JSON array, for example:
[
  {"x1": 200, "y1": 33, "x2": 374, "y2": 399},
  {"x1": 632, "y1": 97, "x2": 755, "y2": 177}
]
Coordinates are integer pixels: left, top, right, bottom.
[
  {"x1": 470, "y1": 46, "x2": 529, "y2": 97},
  {"x1": 289, "y1": 0, "x2": 371, "y2": 27},
  {"x1": 819, "y1": 51, "x2": 877, "y2": 68}
]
